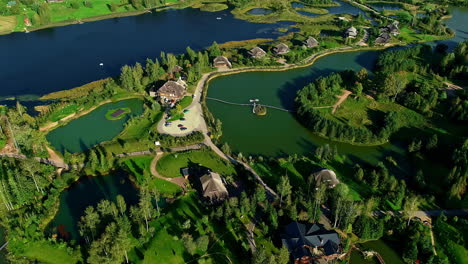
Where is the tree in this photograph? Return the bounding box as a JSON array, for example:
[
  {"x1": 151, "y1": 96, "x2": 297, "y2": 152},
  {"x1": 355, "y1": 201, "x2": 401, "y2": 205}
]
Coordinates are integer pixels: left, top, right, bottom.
[
  {"x1": 208, "y1": 42, "x2": 222, "y2": 58},
  {"x1": 354, "y1": 165, "x2": 364, "y2": 182},
  {"x1": 277, "y1": 245, "x2": 290, "y2": 264},
  {"x1": 79, "y1": 206, "x2": 100, "y2": 243},
  {"x1": 277, "y1": 176, "x2": 292, "y2": 206},
  {"x1": 195, "y1": 235, "x2": 209, "y2": 253},
  {"x1": 116, "y1": 195, "x2": 127, "y2": 216},
  {"x1": 120, "y1": 65, "x2": 134, "y2": 91},
  {"x1": 403, "y1": 195, "x2": 421, "y2": 226},
  {"x1": 182, "y1": 233, "x2": 197, "y2": 255}
]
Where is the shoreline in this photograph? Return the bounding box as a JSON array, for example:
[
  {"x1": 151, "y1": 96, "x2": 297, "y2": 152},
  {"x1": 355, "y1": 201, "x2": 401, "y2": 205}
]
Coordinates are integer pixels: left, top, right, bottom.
[{"x1": 39, "y1": 95, "x2": 143, "y2": 133}]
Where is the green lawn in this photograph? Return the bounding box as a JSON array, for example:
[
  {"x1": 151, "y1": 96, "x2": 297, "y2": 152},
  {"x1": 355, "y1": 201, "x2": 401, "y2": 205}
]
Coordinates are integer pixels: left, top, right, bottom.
[
  {"x1": 179, "y1": 96, "x2": 193, "y2": 109},
  {"x1": 48, "y1": 104, "x2": 80, "y2": 122},
  {"x1": 121, "y1": 156, "x2": 181, "y2": 197},
  {"x1": 48, "y1": 0, "x2": 136, "y2": 22},
  {"x1": 156, "y1": 150, "x2": 236, "y2": 178},
  {"x1": 18, "y1": 240, "x2": 81, "y2": 264}
]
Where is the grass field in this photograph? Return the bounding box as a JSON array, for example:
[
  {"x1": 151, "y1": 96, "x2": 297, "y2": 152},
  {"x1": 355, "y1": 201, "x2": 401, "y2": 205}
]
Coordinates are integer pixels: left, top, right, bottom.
[
  {"x1": 178, "y1": 96, "x2": 193, "y2": 109},
  {"x1": 48, "y1": 104, "x2": 80, "y2": 122},
  {"x1": 18, "y1": 240, "x2": 81, "y2": 264},
  {"x1": 156, "y1": 149, "x2": 236, "y2": 178},
  {"x1": 317, "y1": 96, "x2": 426, "y2": 131},
  {"x1": 252, "y1": 157, "x2": 363, "y2": 201},
  {"x1": 121, "y1": 156, "x2": 181, "y2": 196},
  {"x1": 0, "y1": 16, "x2": 16, "y2": 34}
]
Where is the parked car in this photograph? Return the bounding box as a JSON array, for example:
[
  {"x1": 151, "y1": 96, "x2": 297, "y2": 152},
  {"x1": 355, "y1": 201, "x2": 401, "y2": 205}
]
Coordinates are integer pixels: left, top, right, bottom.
[
  {"x1": 180, "y1": 127, "x2": 187, "y2": 131},
  {"x1": 183, "y1": 110, "x2": 189, "y2": 113},
  {"x1": 177, "y1": 124, "x2": 183, "y2": 127},
  {"x1": 164, "y1": 123, "x2": 171, "y2": 127},
  {"x1": 180, "y1": 117, "x2": 186, "y2": 121}
]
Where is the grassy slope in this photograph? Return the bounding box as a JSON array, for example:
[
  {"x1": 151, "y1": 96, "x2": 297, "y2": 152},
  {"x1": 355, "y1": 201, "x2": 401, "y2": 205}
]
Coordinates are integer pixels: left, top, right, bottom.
[
  {"x1": 156, "y1": 150, "x2": 236, "y2": 178},
  {"x1": 0, "y1": 15, "x2": 16, "y2": 34},
  {"x1": 48, "y1": 104, "x2": 80, "y2": 122},
  {"x1": 130, "y1": 194, "x2": 243, "y2": 264},
  {"x1": 252, "y1": 157, "x2": 363, "y2": 201},
  {"x1": 121, "y1": 156, "x2": 181, "y2": 196},
  {"x1": 18, "y1": 241, "x2": 81, "y2": 264}
]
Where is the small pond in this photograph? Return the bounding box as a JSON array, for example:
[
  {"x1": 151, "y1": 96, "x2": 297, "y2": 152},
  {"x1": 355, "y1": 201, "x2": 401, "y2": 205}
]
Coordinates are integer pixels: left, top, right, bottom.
[
  {"x1": 46, "y1": 98, "x2": 144, "y2": 153},
  {"x1": 248, "y1": 8, "x2": 273, "y2": 15},
  {"x1": 291, "y1": 2, "x2": 305, "y2": 8},
  {"x1": 350, "y1": 239, "x2": 404, "y2": 264},
  {"x1": 328, "y1": 0, "x2": 368, "y2": 16},
  {"x1": 369, "y1": 2, "x2": 403, "y2": 11},
  {"x1": 47, "y1": 171, "x2": 139, "y2": 241}
]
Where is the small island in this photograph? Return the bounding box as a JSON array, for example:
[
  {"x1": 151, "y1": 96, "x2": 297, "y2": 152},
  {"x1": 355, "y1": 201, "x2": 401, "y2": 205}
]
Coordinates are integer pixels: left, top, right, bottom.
[
  {"x1": 105, "y1": 107, "x2": 131, "y2": 121},
  {"x1": 253, "y1": 104, "x2": 267, "y2": 116}
]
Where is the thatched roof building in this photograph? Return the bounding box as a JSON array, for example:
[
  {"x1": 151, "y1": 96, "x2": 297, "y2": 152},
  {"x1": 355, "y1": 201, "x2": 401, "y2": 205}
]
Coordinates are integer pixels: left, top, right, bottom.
[
  {"x1": 312, "y1": 169, "x2": 340, "y2": 188},
  {"x1": 155, "y1": 79, "x2": 187, "y2": 102},
  {"x1": 381, "y1": 22, "x2": 400, "y2": 36},
  {"x1": 249, "y1": 47, "x2": 267, "y2": 58},
  {"x1": 200, "y1": 172, "x2": 228, "y2": 203},
  {"x1": 345, "y1": 27, "x2": 358, "y2": 38},
  {"x1": 273, "y1": 43, "x2": 290, "y2": 55},
  {"x1": 304, "y1": 37, "x2": 319, "y2": 48},
  {"x1": 213, "y1": 56, "x2": 232, "y2": 68}
]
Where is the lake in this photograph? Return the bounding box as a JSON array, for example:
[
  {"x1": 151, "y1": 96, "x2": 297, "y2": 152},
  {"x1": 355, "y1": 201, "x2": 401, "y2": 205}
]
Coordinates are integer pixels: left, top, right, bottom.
[
  {"x1": 47, "y1": 171, "x2": 139, "y2": 240},
  {"x1": 46, "y1": 98, "x2": 144, "y2": 153},
  {"x1": 206, "y1": 7, "x2": 468, "y2": 164},
  {"x1": 0, "y1": 8, "x2": 294, "y2": 100}
]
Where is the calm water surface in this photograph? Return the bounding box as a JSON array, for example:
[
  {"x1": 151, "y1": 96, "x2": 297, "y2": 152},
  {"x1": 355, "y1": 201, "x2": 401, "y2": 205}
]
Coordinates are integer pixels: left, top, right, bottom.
[
  {"x1": 206, "y1": 7, "x2": 468, "y2": 163},
  {"x1": 0, "y1": 8, "x2": 294, "y2": 99},
  {"x1": 48, "y1": 171, "x2": 138, "y2": 240},
  {"x1": 46, "y1": 98, "x2": 144, "y2": 153}
]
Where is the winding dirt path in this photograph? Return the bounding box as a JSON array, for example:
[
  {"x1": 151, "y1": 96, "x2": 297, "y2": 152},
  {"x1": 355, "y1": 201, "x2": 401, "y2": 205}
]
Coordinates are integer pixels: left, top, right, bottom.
[{"x1": 332, "y1": 90, "x2": 352, "y2": 114}]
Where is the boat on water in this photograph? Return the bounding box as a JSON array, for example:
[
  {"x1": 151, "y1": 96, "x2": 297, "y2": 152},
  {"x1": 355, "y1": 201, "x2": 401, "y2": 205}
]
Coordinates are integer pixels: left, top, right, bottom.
[{"x1": 216, "y1": 17, "x2": 222, "y2": 20}]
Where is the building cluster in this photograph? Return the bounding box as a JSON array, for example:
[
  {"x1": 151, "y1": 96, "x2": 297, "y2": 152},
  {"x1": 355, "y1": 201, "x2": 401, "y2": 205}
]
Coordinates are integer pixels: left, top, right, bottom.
[{"x1": 344, "y1": 21, "x2": 400, "y2": 45}]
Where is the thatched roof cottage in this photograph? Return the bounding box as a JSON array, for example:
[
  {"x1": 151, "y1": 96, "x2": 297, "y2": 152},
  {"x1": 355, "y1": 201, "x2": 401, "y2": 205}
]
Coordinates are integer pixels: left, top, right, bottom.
[
  {"x1": 249, "y1": 47, "x2": 267, "y2": 59},
  {"x1": 213, "y1": 56, "x2": 232, "y2": 68},
  {"x1": 155, "y1": 79, "x2": 187, "y2": 102},
  {"x1": 273, "y1": 43, "x2": 290, "y2": 55},
  {"x1": 345, "y1": 26, "x2": 358, "y2": 38},
  {"x1": 200, "y1": 172, "x2": 228, "y2": 203},
  {"x1": 304, "y1": 36, "x2": 320, "y2": 48}
]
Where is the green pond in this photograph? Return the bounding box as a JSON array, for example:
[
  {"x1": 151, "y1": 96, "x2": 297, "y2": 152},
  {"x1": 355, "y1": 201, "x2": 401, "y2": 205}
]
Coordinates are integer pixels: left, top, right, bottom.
[
  {"x1": 48, "y1": 171, "x2": 139, "y2": 241},
  {"x1": 350, "y1": 239, "x2": 405, "y2": 264},
  {"x1": 206, "y1": 7, "x2": 468, "y2": 165},
  {"x1": 207, "y1": 49, "x2": 407, "y2": 165},
  {"x1": 46, "y1": 98, "x2": 144, "y2": 153}
]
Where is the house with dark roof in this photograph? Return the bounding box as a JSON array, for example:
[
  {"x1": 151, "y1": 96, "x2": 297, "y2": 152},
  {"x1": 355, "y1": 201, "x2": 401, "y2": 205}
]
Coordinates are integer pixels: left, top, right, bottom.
[
  {"x1": 199, "y1": 171, "x2": 228, "y2": 203},
  {"x1": 304, "y1": 37, "x2": 319, "y2": 48},
  {"x1": 181, "y1": 168, "x2": 190, "y2": 179},
  {"x1": 273, "y1": 43, "x2": 290, "y2": 55},
  {"x1": 380, "y1": 22, "x2": 400, "y2": 36},
  {"x1": 281, "y1": 222, "x2": 342, "y2": 264},
  {"x1": 213, "y1": 56, "x2": 232, "y2": 68},
  {"x1": 249, "y1": 47, "x2": 267, "y2": 59},
  {"x1": 345, "y1": 26, "x2": 358, "y2": 38},
  {"x1": 311, "y1": 169, "x2": 340, "y2": 188},
  {"x1": 155, "y1": 79, "x2": 187, "y2": 103},
  {"x1": 375, "y1": 32, "x2": 391, "y2": 45}
]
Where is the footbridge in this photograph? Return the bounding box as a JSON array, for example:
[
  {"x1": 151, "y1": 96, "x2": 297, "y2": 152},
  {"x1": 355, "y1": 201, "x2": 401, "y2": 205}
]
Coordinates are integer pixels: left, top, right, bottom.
[{"x1": 206, "y1": 97, "x2": 296, "y2": 113}]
